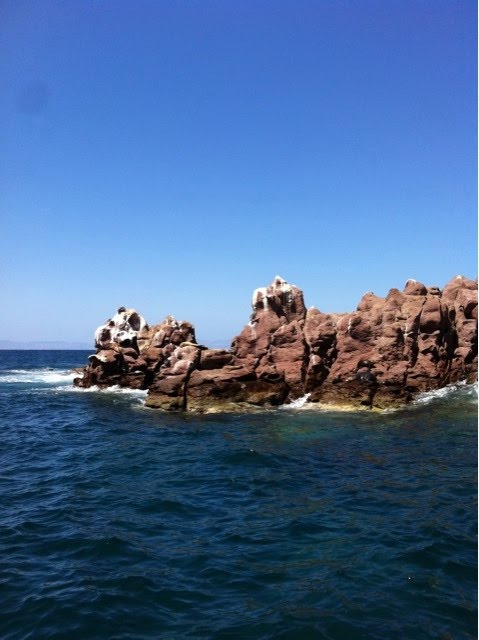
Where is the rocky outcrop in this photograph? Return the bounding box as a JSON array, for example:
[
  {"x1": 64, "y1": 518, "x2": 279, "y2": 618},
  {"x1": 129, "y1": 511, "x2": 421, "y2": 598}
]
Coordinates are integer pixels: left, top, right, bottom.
[
  {"x1": 76, "y1": 308, "x2": 197, "y2": 391},
  {"x1": 74, "y1": 275, "x2": 477, "y2": 411}
]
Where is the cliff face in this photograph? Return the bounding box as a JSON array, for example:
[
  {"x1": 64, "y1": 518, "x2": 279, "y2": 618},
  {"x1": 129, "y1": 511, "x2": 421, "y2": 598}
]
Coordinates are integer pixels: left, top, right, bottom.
[{"x1": 74, "y1": 275, "x2": 477, "y2": 411}]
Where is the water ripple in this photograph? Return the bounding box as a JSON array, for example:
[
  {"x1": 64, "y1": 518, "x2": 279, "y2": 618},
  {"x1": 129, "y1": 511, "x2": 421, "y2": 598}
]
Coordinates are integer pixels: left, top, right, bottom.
[{"x1": 0, "y1": 352, "x2": 476, "y2": 639}]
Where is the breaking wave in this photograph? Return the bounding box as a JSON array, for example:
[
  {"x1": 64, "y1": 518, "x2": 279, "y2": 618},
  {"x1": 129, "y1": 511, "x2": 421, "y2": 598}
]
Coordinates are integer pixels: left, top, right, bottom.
[
  {"x1": 412, "y1": 380, "x2": 477, "y2": 405},
  {"x1": 0, "y1": 368, "x2": 78, "y2": 385},
  {"x1": 66, "y1": 384, "x2": 148, "y2": 398},
  {"x1": 0, "y1": 367, "x2": 148, "y2": 404},
  {"x1": 280, "y1": 393, "x2": 311, "y2": 410}
]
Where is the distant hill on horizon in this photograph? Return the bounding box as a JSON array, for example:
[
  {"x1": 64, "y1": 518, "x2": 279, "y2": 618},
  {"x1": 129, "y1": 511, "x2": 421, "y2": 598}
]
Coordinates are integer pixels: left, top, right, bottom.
[
  {"x1": 0, "y1": 339, "x2": 231, "y2": 351},
  {"x1": 0, "y1": 340, "x2": 92, "y2": 350}
]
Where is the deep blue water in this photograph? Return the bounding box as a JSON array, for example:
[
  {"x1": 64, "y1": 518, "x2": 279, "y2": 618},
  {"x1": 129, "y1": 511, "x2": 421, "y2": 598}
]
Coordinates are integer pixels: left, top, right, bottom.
[{"x1": 0, "y1": 350, "x2": 476, "y2": 640}]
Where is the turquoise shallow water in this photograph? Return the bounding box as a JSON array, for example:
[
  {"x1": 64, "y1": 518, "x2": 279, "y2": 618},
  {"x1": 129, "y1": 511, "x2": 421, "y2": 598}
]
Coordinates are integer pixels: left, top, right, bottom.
[{"x1": 0, "y1": 351, "x2": 477, "y2": 640}]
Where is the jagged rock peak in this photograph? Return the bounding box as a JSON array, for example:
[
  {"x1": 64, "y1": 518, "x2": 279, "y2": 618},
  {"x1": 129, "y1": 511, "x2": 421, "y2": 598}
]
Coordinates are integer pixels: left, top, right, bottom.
[
  {"x1": 251, "y1": 275, "x2": 306, "y2": 321},
  {"x1": 403, "y1": 279, "x2": 428, "y2": 295}
]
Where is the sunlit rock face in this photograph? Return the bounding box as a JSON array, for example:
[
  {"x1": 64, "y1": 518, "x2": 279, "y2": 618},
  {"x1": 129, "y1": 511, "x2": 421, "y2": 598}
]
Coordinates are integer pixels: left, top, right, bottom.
[
  {"x1": 74, "y1": 275, "x2": 477, "y2": 411},
  {"x1": 232, "y1": 276, "x2": 308, "y2": 395}
]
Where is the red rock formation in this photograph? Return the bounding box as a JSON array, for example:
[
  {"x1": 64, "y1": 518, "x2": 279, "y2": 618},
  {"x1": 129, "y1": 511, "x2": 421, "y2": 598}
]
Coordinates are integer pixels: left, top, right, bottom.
[
  {"x1": 74, "y1": 275, "x2": 477, "y2": 411},
  {"x1": 232, "y1": 276, "x2": 307, "y2": 390},
  {"x1": 75, "y1": 308, "x2": 197, "y2": 391}
]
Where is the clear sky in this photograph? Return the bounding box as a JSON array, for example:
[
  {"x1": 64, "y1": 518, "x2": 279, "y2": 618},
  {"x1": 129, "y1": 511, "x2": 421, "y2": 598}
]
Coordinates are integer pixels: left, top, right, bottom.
[{"x1": 0, "y1": 0, "x2": 477, "y2": 346}]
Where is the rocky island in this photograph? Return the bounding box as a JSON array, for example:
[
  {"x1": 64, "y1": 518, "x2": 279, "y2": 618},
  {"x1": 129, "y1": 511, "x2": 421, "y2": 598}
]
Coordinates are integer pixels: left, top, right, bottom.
[{"x1": 74, "y1": 275, "x2": 477, "y2": 412}]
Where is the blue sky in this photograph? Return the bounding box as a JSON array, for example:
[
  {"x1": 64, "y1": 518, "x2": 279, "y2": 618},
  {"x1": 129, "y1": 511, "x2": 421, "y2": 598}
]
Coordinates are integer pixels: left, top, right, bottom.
[{"x1": 0, "y1": 0, "x2": 476, "y2": 346}]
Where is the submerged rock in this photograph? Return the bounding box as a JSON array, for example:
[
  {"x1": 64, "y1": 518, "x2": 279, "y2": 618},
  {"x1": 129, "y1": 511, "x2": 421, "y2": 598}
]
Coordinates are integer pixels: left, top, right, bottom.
[{"x1": 74, "y1": 275, "x2": 478, "y2": 411}]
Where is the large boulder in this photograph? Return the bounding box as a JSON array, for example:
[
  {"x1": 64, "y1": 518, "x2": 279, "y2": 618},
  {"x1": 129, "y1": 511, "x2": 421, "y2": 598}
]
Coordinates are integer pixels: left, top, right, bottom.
[{"x1": 184, "y1": 366, "x2": 288, "y2": 413}]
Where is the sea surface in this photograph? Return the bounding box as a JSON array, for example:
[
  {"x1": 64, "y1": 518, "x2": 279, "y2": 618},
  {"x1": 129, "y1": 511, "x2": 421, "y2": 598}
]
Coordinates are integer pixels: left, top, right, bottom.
[{"x1": 0, "y1": 350, "x2": 477, "y2": 640}]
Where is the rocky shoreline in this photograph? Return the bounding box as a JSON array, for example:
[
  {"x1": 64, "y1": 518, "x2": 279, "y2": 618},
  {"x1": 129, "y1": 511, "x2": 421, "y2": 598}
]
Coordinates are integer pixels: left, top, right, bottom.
[{"x1": 73, "y1": 275, "x2": 477, "y2": 412}]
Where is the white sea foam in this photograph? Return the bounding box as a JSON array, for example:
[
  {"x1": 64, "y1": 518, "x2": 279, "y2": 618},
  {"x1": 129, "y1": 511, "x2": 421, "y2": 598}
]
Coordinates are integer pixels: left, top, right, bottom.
[
  {"x1": 413, "y1": 381, "x2": 477, "y2": 405},
  {"x1": 0, "y1": 368, "x2": 78, "y2": 385},
  {"x1": 0, "y1": 365, "x2": 150, "y2": 406},
  {"x1": 280, "y1": 393, "x2": 311, "y2": 410},
  {"x1": 50, "y1": 383, "x2": 148, "y2": 407},
  {"x1": 66, "y1": 384, "x2": 148, "y2": 397}
]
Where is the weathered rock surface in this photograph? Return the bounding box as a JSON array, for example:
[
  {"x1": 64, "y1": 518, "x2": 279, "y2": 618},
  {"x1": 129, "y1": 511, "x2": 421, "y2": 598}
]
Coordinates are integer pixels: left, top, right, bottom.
[
  {"x1": 74, "y1": 275, "x2": 477, "y2": 411},
  {"x1": 75, "y1": 308, "x2": 197, "y2": 391}
]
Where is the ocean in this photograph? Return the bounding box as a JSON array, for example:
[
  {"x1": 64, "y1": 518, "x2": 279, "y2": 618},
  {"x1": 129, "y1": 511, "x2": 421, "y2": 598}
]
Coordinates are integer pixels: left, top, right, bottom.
[{"x1": 0, "y1": 350, "x2": 476, "y2": 640}]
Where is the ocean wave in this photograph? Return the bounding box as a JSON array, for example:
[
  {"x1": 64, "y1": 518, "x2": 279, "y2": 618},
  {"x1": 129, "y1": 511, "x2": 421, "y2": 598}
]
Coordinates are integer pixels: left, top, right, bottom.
[
  {"x1": 413, "y1": 380, "x2": 477, "y2": 405},
  {"x1": 0, "y1": 366, "x2": 147, "y2": 406},
  {"x1": 0, "y1": 368, "x2": 78, "y2": 385},
  {"x1": 65, "y1": 384, "x2": 148, "y2": 397},
  {"x1": 280, "y1": 393, "x2": 311, "y2": 410}
]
